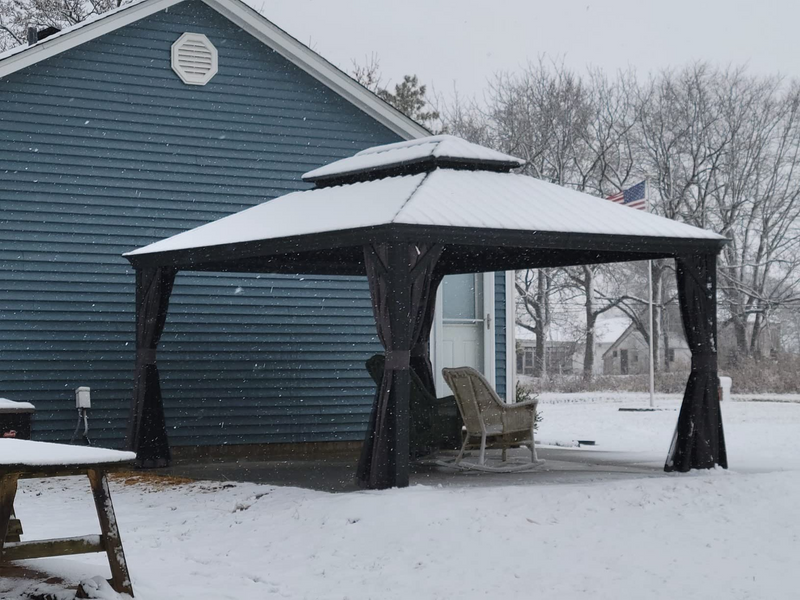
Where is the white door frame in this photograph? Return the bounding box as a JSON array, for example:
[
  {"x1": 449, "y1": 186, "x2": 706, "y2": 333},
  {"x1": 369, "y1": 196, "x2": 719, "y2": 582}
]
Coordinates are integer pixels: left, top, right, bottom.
[{"x1": 431, "y1": 272, "x2": 496, "y2": 396}]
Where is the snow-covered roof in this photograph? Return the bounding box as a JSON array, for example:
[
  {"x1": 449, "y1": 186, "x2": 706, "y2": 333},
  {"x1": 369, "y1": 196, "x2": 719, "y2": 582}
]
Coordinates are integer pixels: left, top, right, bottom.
[
  {"x1": 595, "y1": 317, "x2": 633, "y2": 344},
  {"x1": 515, "y1": 317, "x2": 630, "y2": 346},
  {"x1": 302, "y1": 135, "x2": 525, "y2": 183},
  {"x1": 0, "y1": 439, "x2": 135, "y2": 466},
  {"x1": 128, "y1": 165, "x2": 725, "y2": 258},
  {"x1": 515, "y1": 316, "x2": 631, "y2": 344},
  {"x1": 516, "y1": 325, "x2": 577, "y2": 343},
  {"x1": 515, "y1": 326, "x2": 535, "y2": 341},
  {"x1": 0, "y1": 0, "x2": 427, "y2": 140}
]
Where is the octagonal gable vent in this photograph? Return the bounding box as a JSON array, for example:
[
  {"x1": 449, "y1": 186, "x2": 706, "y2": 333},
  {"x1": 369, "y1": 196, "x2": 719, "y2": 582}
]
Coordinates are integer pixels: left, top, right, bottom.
[{"x1": 171, "y1": 33, "x2": 218, "y2": 86}]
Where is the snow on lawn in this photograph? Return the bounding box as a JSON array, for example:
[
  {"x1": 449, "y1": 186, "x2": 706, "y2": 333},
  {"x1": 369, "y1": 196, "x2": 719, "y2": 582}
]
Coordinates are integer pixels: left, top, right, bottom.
[
  {"x1": 537, "y1": 394, "x2": 800, "y2": 471},
  {"x1": 7, "y1": 399, "x2": 800, "y2": 600}
]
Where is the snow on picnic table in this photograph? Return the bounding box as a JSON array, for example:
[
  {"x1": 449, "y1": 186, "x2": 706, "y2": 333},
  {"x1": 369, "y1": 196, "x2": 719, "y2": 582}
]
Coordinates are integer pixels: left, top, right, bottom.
[
  {"x1": 0, "y1": 439, "x2": 135, "y2": 466},
  {"x1": 7, "y1": 398, "x2": 800, "y2": 599}
]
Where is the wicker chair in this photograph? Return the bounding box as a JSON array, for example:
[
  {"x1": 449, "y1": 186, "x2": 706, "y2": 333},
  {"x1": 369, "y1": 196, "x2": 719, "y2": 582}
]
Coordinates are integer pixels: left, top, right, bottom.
[{"x1": 442, "y1": 366, "x2": 540, "y2": 468}]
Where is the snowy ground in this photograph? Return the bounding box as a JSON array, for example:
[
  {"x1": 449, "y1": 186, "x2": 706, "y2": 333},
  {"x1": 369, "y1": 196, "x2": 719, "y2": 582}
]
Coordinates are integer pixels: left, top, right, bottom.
[{"x1": 5, "y1": 397, "x2": 800, "y2": 599}]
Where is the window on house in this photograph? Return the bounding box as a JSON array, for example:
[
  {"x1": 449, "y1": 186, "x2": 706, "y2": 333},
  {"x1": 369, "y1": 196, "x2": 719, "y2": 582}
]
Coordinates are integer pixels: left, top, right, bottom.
[
  {"x1": 612, "y1": 350, "x2": 618, "y2": 358},
  {"x1": 524, "y1": 350, "x2": 534, "y2": 368},
  {"x1": 668, "y1": 349, "x2": 675, "y2": 362}
]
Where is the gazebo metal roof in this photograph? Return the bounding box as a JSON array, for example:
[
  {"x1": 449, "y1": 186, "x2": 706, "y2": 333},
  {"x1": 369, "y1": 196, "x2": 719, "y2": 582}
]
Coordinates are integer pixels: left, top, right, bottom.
[
  {"x1": 123, "y1": 135, "x2": 728, "y2": 490},
  {"x1": 126, "y1": 137, "x2": 725, "y2": 275}
]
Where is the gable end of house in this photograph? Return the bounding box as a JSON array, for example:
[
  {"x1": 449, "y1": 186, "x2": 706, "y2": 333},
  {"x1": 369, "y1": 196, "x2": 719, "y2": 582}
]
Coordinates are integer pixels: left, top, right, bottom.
[{"x1": 0, "y1": 0, "x2": 428, "y2": 140}]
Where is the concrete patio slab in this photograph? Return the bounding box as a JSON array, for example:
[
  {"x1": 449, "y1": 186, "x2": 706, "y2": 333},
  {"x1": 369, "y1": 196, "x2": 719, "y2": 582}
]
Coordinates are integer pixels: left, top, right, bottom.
[{"x1": 159, "y1": 445, "x2": 669, "y2": 493}]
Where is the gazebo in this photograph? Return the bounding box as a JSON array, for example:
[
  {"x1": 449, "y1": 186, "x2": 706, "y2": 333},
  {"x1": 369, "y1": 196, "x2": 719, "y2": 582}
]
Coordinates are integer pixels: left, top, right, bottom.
[{"x1": 123, "y1": 135, "x2": 727, "y2": 490}]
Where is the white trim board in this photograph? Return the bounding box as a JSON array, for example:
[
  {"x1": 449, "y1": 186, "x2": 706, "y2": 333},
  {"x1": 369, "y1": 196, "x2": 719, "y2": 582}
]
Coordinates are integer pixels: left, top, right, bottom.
[
  {"x1": 431, "y1": 285, "x2": 444, "y2": 395},
  {"x1": 0, "y1": 0, "x2": 429, "y2": 141},
  {"x1": 482, "y1": 271, "x2": 496, "y2": 389}
]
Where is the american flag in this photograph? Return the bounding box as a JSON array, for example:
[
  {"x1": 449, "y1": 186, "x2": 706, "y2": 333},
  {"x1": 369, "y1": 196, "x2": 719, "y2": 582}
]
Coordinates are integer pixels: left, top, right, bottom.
[{"x1": 607, "y1": 180, "x2": 647, "y2": 210}]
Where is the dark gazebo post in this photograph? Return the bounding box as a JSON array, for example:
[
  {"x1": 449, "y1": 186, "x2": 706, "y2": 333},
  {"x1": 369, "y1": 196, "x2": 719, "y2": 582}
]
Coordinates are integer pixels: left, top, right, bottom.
[
  {"x1": 388, "y1": 242, "x2": 413, "y2": 488},
  {"x1": 665, "y1": 251, "x2": 728, "y2": 472},
  {"x1": 358, "y1": 242, "x2": 442, "y2": 489},
  {"x1": 125, "y1": 266, "x2": 177, "y2": 468}
]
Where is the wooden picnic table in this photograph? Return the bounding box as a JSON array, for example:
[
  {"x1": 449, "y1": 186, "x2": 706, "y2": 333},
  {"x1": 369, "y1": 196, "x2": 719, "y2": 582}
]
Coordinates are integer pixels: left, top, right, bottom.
[{"x1": 0, "y1": 439, "x2": 136, "y2": 596}]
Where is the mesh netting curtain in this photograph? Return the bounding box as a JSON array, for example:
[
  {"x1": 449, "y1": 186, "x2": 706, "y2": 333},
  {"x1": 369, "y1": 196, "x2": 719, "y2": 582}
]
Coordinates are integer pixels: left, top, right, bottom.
[
  {"x1": 665, "y1": 253, "x2": 727, "y2": 472},
  {"x1": 357, "y1": 243, "x2": 442, "y2": 489},
  {"x1": 125, "y1": 266, "x2": 177, "y2": 468}
]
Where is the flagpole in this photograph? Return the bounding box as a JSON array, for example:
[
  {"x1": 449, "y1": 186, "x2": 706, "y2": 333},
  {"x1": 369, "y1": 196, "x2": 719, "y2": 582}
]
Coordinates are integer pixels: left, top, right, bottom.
[{"x1": 646, "y1": 180, "x2": 655, "y2": 408}]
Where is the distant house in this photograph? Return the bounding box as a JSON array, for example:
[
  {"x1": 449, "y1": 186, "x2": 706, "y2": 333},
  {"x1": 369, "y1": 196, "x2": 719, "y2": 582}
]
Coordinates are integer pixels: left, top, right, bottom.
[
  {"x1": 517, "y1": 339, "x2": 579, "y2": 376},
  {"x1": 516, "y1": 317, "x2": 627, "y2": 377},
  {"x1": 602, "y1": 321, "x2": 690, "y2": 375},
  {"x1": 516, "y1": 317, "x2": 629, "y2": 376},
  {"x1": 602, "y1": 305, "x2": 780, "y2": 374},
  {"x1": 592, "y1": 317, "x2": 631, "y2": 373},
  {"x1": 0, "y1": 0, "x2": 514, "y2": 451}
]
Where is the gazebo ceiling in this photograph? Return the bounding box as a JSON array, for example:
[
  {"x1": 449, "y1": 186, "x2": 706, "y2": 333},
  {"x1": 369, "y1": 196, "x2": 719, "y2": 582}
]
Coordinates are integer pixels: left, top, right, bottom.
[{"x1": 125, "y1": 137, "x2": 726, "y2": 275}]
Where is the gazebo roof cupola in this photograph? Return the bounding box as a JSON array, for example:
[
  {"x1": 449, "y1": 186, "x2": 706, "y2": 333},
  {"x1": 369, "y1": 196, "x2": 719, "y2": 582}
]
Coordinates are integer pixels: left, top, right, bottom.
[{"x1": 302, "y1": 134, "x2": 526, "y2": 187}]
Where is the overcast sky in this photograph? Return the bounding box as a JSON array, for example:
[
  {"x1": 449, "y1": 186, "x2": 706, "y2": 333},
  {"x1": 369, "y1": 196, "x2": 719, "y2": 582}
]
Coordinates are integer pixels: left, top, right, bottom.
[{"x1": 249, "y1": 0, "x2": 800, "y2": 100}]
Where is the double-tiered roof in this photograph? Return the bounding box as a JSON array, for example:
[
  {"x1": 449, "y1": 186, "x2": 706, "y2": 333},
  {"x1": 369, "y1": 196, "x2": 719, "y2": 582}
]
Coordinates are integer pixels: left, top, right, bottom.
[{"x1": 127, "y1": 135, "x2": 724, "y2": 273}]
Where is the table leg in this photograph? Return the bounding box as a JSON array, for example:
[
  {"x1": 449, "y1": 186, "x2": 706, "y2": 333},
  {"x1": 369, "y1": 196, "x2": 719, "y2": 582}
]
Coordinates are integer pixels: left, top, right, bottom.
[
  {"x1": 5, "y1": 511, "x2": 22, "y2": 543},
  {"x1": 0, "y1": 473, "x2": 19, "y2": 557},
  {"x1": 87, "y1": 469, "x2": 133, "y2": 597}
]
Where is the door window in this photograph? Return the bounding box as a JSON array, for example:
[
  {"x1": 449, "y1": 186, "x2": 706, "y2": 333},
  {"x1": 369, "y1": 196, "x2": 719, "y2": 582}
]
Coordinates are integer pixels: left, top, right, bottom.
[{"x1": 442, "y1": 273, "x2": 483, "y2": 322}]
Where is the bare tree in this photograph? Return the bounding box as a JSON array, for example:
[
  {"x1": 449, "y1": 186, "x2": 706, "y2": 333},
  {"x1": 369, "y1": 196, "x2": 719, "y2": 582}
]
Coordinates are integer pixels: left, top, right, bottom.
[
  {"x1": 565, "y1": 69, "x2": 644, "y2": 378},
  {"x1": 350, "y1": 53, "x2": 383, "y2": 92},
  {"x1": 438, "y1": 90, "x2": 495, "y2": 147},
  {"x1": 485, "y1": 58, "x2": 593, "y2": 185},
  {"x1": 477, "y1": 62, "x2": 649, "y2": 378},
  {"x1": 0, "y1": 0, "x2": 124, "y2": 51},
  {"x1": 350, "y1": 55, "x2": 439, "y2": 130},
  {"x1": 712, "y1": 78, "x2": 800, "y2": 359},
  {"x1": 515, "y1": 269, "x2": 552, "y2": 378},
  {"x1": 442, "y1": 60, "x2": 800, "y2": 371},
  {"x1": 636, "y1": 66, "x2": 800, "y2": 360},
  {"x1": 565, "y1": 265, "x2": 627, "y2": 379}
]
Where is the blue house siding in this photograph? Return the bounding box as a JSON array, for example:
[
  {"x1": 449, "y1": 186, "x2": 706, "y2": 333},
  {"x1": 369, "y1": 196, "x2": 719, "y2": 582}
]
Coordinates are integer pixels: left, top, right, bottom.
[
  {"x1": 494, "y1": 272, "x2": 507, "y2": 400},
  {"x1": 0, "y1": 0, "x2": 400, "y2": 447},
  {"x1": 161, "y1": 273, "x2": 380, "y2": 446}
]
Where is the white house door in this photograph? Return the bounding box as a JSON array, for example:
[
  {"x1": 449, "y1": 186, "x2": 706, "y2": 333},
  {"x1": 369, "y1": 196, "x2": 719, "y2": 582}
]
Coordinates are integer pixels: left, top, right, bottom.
[{"x1": 433, "y1": 272, "x2": 495, "y2": 395}]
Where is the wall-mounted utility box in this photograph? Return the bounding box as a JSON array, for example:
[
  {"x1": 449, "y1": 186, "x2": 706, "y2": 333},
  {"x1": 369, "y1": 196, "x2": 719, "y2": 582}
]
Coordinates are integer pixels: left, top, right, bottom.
[{"x1": 75, "y1": 386, "x2": 91, "y2": 409}]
